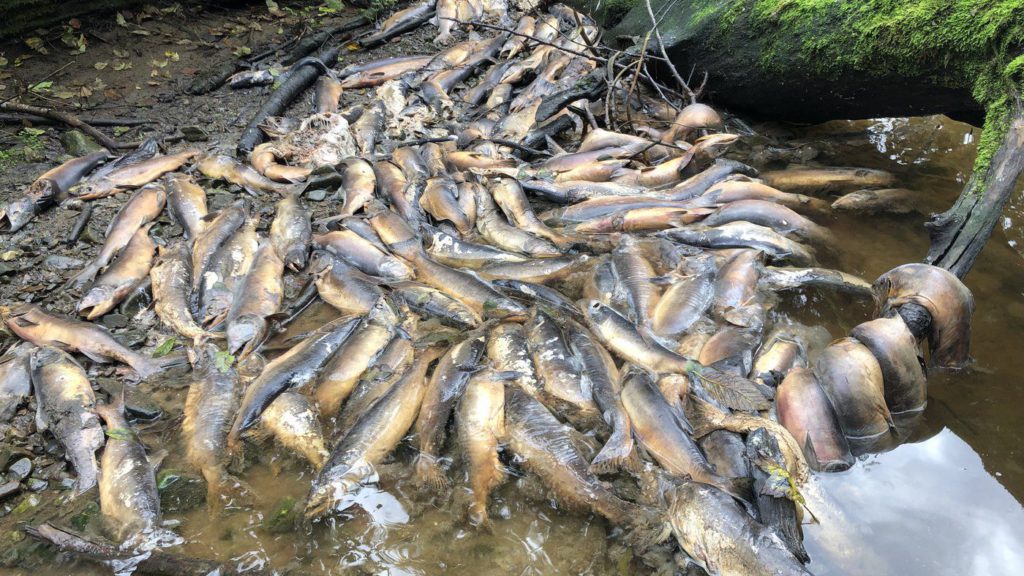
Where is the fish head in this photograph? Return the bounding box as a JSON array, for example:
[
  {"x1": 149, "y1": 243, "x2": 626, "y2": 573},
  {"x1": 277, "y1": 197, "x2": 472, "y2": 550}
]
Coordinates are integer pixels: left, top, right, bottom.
[
  {"x1": 226, "y1": 314, "x2": 267, "y2": 356},
  {"x1": 0, "y1": 196, "x2": 38, "y2": 233},
  {"x1": 77, "y1": 285, "x2": 117, "y2": 321},
  {"x1": 304, "y1": 463, "x2": 377, "y2": 520}
]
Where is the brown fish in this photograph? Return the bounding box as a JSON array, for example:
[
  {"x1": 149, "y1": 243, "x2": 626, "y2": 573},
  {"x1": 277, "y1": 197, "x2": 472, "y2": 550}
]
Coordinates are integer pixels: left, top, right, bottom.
[
  {"x1": 337, "y1": 158, "x2": 377, "y2": 217},
  {"x1": 75, "y1": 150, "x2": 198, "y2": 200},
  {"x1": 1, "y1": 151, "x2": 108, "y2": 232},
  {"x1": 457, "y1": 368, "x2": 507, "y2": 527},
  {"x1": 816, "y1": 337, "x2": 895, "y2": 439},
  {"x1": 164, "y1": 173, "x2": 208, "y2": 239},
  {"x1": 776, "y1": 367, "x2": 854, "y2": 472},
  {"x1": 850, "y1": 317, "x2": 927, "y2": 414},
  {"x1": 197, "y1": 154, "x2": 292, "y2": 195},
  {"x1": 339, "y1": 55, "x2": 433, "y2": 88},
  {"x1": 77, "y1": 223, "x2": 156, "y2": 320},
  {"x1": 762, "y1": 167, "x2": 896, "y2": 194},
  {"x1": 225, "y1": 240, "x2": 285, "y2": 357},
  {"x1": 270, "y1": 193, "x2": 311, "y2": 271},
  {"x1": 152, "y1": 242, "x2": 214, "y2": 346}
]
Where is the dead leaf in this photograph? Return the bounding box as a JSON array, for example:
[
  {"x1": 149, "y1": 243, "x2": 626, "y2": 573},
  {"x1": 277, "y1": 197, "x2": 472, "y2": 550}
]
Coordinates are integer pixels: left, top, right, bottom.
[
  {"x1": 94, "y1": 62, "x2": 108, "y2": 70},
  {"x1": 25, "y1": 37, "x2": 48, "y2": 55},
  {"x1": 113, "y1": 48, "x2": 129, "y2": 58},
  {"x1": 54, "y1": 90, "x2": 76, "y2": 99},
  {"x1": 164, "y1": 51, "x2": 179, "y2": 62},
  {"x1": 150, "y1": 59, "x2": 168, "y2": 68},
  {"x1": 130, "y1": 29, "x2": 151, "y2": 36},
  {"x1": 116, "y1": 12, "x2": 128, "y2": 27},
  {"x1": 113, "y1": 62, "x2": 132, "y2": 71},
  {"x1": 232, "y1": 45, "x2": 252, "y2": 57}
]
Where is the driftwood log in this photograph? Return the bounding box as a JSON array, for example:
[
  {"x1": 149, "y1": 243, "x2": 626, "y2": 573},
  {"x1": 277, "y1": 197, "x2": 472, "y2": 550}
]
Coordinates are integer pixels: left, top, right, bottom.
[{"x1": 609, "y1": 0, "x2": 1024, "y2": 278}]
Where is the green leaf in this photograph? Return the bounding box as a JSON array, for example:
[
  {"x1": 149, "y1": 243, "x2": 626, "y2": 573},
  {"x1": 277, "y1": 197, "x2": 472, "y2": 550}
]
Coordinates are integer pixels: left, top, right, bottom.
[
  {"x1": 214, "y1": 350, "x2": 235, "y2": 373},
  {"x1": 153, "y1": 337, "x2": 177, "y2": 358},
  {"x1": 116, "y1": 12, "x2": 128, "y2": 27},
  {"x1": 113, "y1": 62, "x2": 132, "y2": 71},
  {"x1": 113, "y1": 49, "x2": 129, "y2": 58},
  {"x1": 30, "y1": 80, "x2": 52, "y2": 93},
  {"x1": 25, "y1": 37, "x2": 48, "y2": 55},
  {"x1": 94, "y1": 62, "x2": 108, "y2": 70},
  {"x1": 232, "y1": 45, "x2": 252, "y2": 57},
  {"x1": 105, "y1": 427, "x2": 132, "y2": 441}
]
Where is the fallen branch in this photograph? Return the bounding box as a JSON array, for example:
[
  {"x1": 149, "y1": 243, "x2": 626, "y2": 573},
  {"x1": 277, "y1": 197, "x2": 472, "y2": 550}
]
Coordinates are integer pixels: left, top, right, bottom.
[
  {"x1": 283, "y1": 15, "x2": 370, "y2": 64},
  {"x1": 0, "y1": 101, "x2": 132, "y2": 149},
  {"x1": 644, "y1": 0, "x2": 697, "y2": 104},
  {"x1": 0, "y1": 114, "x2": 153, "y2": 127},
  {"x1": 236, "y1": 48, "x2": 341, "y2": 155}
]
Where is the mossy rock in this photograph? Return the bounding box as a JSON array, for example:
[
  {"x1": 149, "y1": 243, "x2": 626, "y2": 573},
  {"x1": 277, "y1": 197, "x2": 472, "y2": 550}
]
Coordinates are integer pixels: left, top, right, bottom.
[{"x1": 157, "y1": 469, "x2": 206, "y2": 513}]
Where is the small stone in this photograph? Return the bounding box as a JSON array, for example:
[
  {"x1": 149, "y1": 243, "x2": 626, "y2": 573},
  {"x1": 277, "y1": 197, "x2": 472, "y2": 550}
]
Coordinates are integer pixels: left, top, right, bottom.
[
  {"x1": 60, "y1": 130, "x2": 103, "y2": 156},
  {"x1": 0, "y1": 481, "x2": 19, "y2": 501},
  {"x1": 6, "y1": 458, "x2": 31, "y2": 481},
  {"x1": 306, "y1": 188, "x2": 327, "y2": 201},
  {"x1": 25, "y1": 478, "x2": 47, "y2": 492},
  {"x1": 101, "y1": 314, "x2": 129, "y2": 329},
  {"x1": 43, "y1": 254, "x2": 85, "y2": 270},
  {"x1": 11, "y1": 493, "x2": 39, "y2": 515},
  {"x1": 180, "y1": 126, "x2": 210, "y2": 142}
]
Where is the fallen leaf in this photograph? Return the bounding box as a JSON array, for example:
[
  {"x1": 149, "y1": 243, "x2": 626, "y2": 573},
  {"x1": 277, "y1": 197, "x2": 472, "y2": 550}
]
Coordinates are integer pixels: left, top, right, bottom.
[
  {"x1": 92, "y1": 77, "x2": 106, "y2": 89},
  {"x1": 113, "y1": 48, "x2": 129, "y2": 58},
  {"x1": 54, "y1": 90, "x2": 76, "y2": 99},
  {"x1": 232, "y1": 45, "x2": 252, "y2": 57},
  {"x1": 165, "y1": 51, "x2": 179, "y2": 62},
  {"x1": 130, "y1": 29, "x2": 151, "y2": 36},
  {"x1": 81, "y1": 86, "x2": 93, "y2": 97},
  {"x1": 94, "y1": 61, "x2": 108, "y2": 70},
  {"x1": 150, "y1": 59, "x2": 168, "y2": 68},
  {"x1": 25, "y1": 37, "x2": 48, "y2": 55},
  {"x1": 113, "y1": 61, "x2": 132, "y2": 71},
  {"x1": 29, "y1": 80, "x2": 52, "y2": 93},
  {"x1": 116, "y1": 12, "x2": 127, "y2": 27},
  {"x1": 153, "y1": 337, "x2": 177, "y2": 358}
]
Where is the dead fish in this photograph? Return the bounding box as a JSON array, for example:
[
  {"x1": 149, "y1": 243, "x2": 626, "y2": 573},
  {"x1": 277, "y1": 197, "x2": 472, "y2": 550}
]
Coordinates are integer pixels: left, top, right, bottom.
[
  {"x1": 612, "y1": 155, "x2": 689, "y2": 188},
  {"x1": 77, "y1": 223, "x2": 156, "y2": 320},
  {"x1": 269, "y1": 193, "x2": 311, "y2": 271},
  {"x1": 474, "y1": 184, "x2": 561, "y2": 257},
  {"x1": 504, "y1": 385, "x2": 649, "y2": 526},
  {"x1": 566, "y1": 326, "x2": 638, "y2": 473},
  {"x1": 314, "y1": 75, "x2": 343, "y2": 114},
  {"x1": 457, "y1": 368, "x2": 507, "y2": 527},
  {"x1": 0, "y1": 150, "x2": 108, "y2": 233},
  {"x1": 489, "y1": 176, "x2": 574, "y2": 246},
  {"x1": 352, "y1": 101, "x2": 385, "y2": 155},
  {"x1": 620, "y1": 366, "x2": 750, "y2": 501},
  {"x1": 94, "y1": 396, "x2": 161, "y2": 542},
  {"x1": 230, "y1": 314, "x2": 361, "y2": 449},
  {"x1": 152, "y1": 242, "x2": 214, "y2": 345},
  {"x1": 340, "y1": 55, "x2": 434, "y2": 88},
  {"x1": 693, "y1": 179, "x2": 831, "y2": 217},
  {"x1": 228, "y1": 68, "x2": 275, "y2": 89},
  {"x1": 197, "y1": 154, "x2": 291, "y2": 195},
  {"x1": 776, "y1": 367, "x2": 854, "y2": 472},
  {"x1": 335, "y1": 158, "x2": 376, "y2": 217},
  {"x1": 225, "y1": 240, "x2": 285, "y2": 357},
  {"x1": 539, "y1": 196, "x2": 687, "y2": 224},
  {"x1": 873, "y1": 263, "x2": 974, "y2": 369},
  {"x1": 421, "y1": 176, "x2": 473, "y2": 234},
  {"x1": 313, "y1": 229, "x2": 413, "y2": 280},
  {"x1": 751, "y1": 331, "x2": 807, "y2": 387},
  {"x1": 198, "y1": 219, "x2": 258, "y2": 328},
  {"x1": 75, "y1": 150, "x2": 198, "y2": 200},
  {"x1": 477, "y1": 254, "x2": 590, "y2": 284},
  {"x1": 493, "y1": 279, "x2": 584, "y2": 324},
  {"x1": 532, "y1": 14, "x2": 561, "y2": 44},
  {"x1": 392, "y1": 281, "x2": 480, "y2": 329},
  {"x1": 88, "y1": 139, "x2": 158, "y2": 182},
  {"x1": 373, "y1": 160, "x2": 423, "y2": 228},
  {"x1": 760, "y1": 266, "x2": 874, "y2": 299},
  {"x1": 651, "y1": 253, "x2": 716, "y2": 338},
  {"x1": 745, "y1": 427, "x2": 810, "y2": 563},
  {"x1": 487, "y1": 321, "x2": 543, "y2": 399},
  {"x1": 697, "y1": 322, "x2": 763, "y2": 377},
  {"x1": 369, "y1": 207, "x2": 527, "y2": 319},
  {"x1": 306, "y1": 346, "x2": 444, "y2": 519},
  {"x1": 699, "y1": 430, "x2": 749, "y2": 480},
  {"x1": 333, "y1": 333, "x2": 415, "y2": 437},
  {"x1": 582, "y1": 257, "x2": 626, "y2": 309},
  {"x1": 578, "y1": 129, "x2": 670, "y2": 161},
  {"x1": 314, "y1": 302, "x2": 397, "y2": 416},
  {"x1": 262, "y1": 391, "x2": 329, "y2": 469},
  {"x1": 183, "y1": 346, "x2": 241, "y2": 509},
  {"x1": 703, "y1": 199, "x2": 834, "y2": 247},
  {"x1": 583, "y1": 301, "x2": 770, "y2": 411},
  {"x1": 832, "y1": 188, "x2": 919, "y2": 214},
  {"x1": 666, "y1": 482, "x2": 811, "y2": 576},
  {"x1": 850, "y1": 317, "x2": 927, "y2": 414},
  {"x1": 713, "y1": 249, "x2": 763, "y2": 311},
  {"x1": 661, "y1": 222, "x2": 817, "y2": 266},
  {"x1": 525, "y1": 310, "x2": 601, "y2": 426},
  {"x1": 612, "y1": 235, "x2": 660, "y2": 327},
  {"x1": 762, "y1": 167, "x2": 896, "y2": 194},
  {"x1": 661, "y1": 103, "x2": 722, "y2": 143},
  {"x1": 30, "y1": 346, "x2": 103, "y2": 495},
  {"x1": 309, "y1": 249, "x2": 386, "y2": 315},
  {"x1": 250, "y1": 143, "x2": 312, "y2": 183},
  {"x1": 7, "y1": 305, "x2": 163, "y2": 379},
  {"x1": 434, "y1": 0, "x2": 459, "y2": 45},
  {"x1": 0, "y1": 343, "x2": 33, "y2": 421},
  {"x1": 164, "y1": 173, "x2": 208, "y2": 240},
  {"x1": 523, "y1": 179, "x2": 645, "y2": 204},
  {"x1": 423, "y1": 223, "x2": 529, "y2": 269},
  {"x1": 463, "y1": 61, "x2": 514, "y2": 107},
  {"x1": 190, "y1": 199, "x2": 249, "y2": 292},
  {"x1": 499, "y1": 15, "x2": 535, "y2": 58},
  {"x1": 68, "y1": 182, "x2": 166, "y2": 287},
  {"x1": 567, "y1": 206, "x2": 712, "y2": 234},
  {"x1": 414, "y1": 330, "x2": 488, "y2": 489},
  {"x1": 815, "y1": 337, "x2": 895, "y2": 439}
]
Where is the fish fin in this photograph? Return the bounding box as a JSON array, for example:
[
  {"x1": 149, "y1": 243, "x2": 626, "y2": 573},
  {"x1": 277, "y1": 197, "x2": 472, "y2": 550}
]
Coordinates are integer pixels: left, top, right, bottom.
[
  {"x1": 803, "y1": 434, "x2": 821, "y2": 471},
  {"x1": 66, "y1": 263, "x2": 100, "y2": 289},
  {"x1": 413, "y1": 453, "x2": 451, "y2": 492},
  {"x1": 589, "y1": 415, "x2": 641, "y2": 474}
]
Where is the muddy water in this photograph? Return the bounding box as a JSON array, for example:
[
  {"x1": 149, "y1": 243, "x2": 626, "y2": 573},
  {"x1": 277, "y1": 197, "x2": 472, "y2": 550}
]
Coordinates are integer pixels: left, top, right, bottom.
[{"x1": 18, "y1": 117, "x2": 1024, "y2": 576}]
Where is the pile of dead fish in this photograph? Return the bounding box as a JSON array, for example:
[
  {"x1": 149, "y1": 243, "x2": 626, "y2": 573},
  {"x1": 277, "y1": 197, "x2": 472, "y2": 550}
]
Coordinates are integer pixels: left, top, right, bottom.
[{"x1": 0, "y1": 3, "x2": 976, "y2": 575}]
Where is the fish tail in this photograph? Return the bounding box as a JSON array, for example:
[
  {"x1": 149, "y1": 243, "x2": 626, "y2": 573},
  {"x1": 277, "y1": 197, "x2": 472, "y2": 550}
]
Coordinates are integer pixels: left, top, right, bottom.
[
  {"x1": 92, "y1": 388, "x2": 125, "y2": 423},
  {"x1": 589, "y1": 428, "x2": 638, "y2": 475},
  {"x1": 414, "y1": 453, "x2": 451, "y2": 491},
  {"x1": 687, "y1": 397, "x2": 724, "y2": 439},
  {"x1": 66, "y1": 262, "x2": 100, "y2": 289}
]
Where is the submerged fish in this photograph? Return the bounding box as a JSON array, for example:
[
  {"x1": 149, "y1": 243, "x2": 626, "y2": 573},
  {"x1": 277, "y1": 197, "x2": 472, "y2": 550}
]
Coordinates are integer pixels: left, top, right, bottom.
[{"x1": 95, "y1": 396, "x2": 161, "y2": 542}]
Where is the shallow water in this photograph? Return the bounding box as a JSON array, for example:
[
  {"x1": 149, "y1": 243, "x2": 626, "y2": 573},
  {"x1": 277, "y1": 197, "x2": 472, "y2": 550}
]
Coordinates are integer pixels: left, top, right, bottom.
[{"x1": 15, "y1": 116, "x2": 1024, "y2": 576}]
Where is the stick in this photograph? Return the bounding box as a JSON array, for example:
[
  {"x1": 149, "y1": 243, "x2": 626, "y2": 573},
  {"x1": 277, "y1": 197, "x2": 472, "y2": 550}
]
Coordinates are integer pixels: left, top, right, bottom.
[
  {"x1": 643, "y1": 0, "x2": 697, "y2": 104},
  {"x1": 0, "y1": 114, "x2": 153, "y2": 126},
  {"x1": 282, "y1": 16, "x2": 370, "y2": 64},
  {"x1": 65, "y1": 205, "x2": 92, "y2": 245},
  {"x1": 0, "y1": 102, "x2": 132, "y2": 149}
]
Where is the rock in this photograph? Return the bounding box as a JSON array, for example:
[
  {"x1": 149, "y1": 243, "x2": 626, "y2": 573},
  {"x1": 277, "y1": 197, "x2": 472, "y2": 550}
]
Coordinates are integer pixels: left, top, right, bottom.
[
  {"x1": 306, "y1": 188, "x2": 327, "y2": 202},
  {"x1": 11, "y1": 493, "x2": 39, "y2": 515},
  {"x1": 157, "y1": 470, "x2": 206, "y2": 513},
  {"x1": 43, "y1": 254, "x2": 85, "y2": 270},
  {"x1": 181, "y1": 126, "x2": 210, "y2": 142},
  {"x1": 101, "y1": 313, "x2": 129, "y2": 329},
  {"x1": 25, "y1": 478, "x2": 47, "y2": 492},
  {"x1": 0, "y1": 481, "x2": 19, "y2": 501},
  {"x1": 6, "y1": 458, "x2": 31, "y2": 482},
  {"x1": 60, "y1": 130, "x2": 104, "y2": 156}
]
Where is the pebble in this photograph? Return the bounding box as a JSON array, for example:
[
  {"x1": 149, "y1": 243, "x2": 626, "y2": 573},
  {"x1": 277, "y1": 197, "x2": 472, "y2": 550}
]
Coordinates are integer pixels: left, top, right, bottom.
[
  {"x1": 43, "y1": 254, "x2": 85, "y2": 270},
  {"x1": 0, "y1": 481, "x2": 19, "y2": 501},
  {"x1": 6, "y1": 458, "x2": 31, "y2": 482},
  {"x1": 306, "y1": 188, "x2": 327, "y2": 201},
  {"x1": 25, "y1": 478, "x2": 47, "y2": 492},
  {"x1": 101, "y1": 313, "x2": 129, "y2": 329}
]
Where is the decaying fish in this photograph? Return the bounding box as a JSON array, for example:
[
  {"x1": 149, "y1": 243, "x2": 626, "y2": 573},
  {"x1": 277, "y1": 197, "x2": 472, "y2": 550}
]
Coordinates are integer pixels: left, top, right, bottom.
[
  {"x1": 165, "y1": 173, "x2": 209, "y2": 240},
  {"x1": 832, "y1": 188, "x2": 919, "y2": 214},
  {"x1": 225, "y1": 240, "x2": 285, "y2": 356},
  {"x1": 262, "y1": 391, "x2": 329, "y2": 469},
  {"x1": 651, "y1": 253, "x2": 716, "y2": 338},
  {"x1": 0, "y1": 343, "x2": 33, "y2": 421},
  {"x1": 77, "y1": 223, "x2": 156, "y2": 320},
  {"x1": 315, "y1": 302, "x2": 397, "y2": 416},
  {"x1": 152, "y1": 242, "x2": 213, "y2": 345},
  {"x1": 1, "y1": 151, "x2": 108, "y2": 233},
  {"x1": 197, "y1": 154, "x2": 292, "y2": 195},
  {"x1": 95, "y1": 396, "x2": 161, "y2": 542},
  {"x1": 310, "y1": 249, "x2": 386, "y2": 315},
  {"x1": 761, "y1": 166, "x2": 896, "y2": 194},
  {"x1": 851, "y1": 317, "x2": 927, "y2": 414},
  {"x1": 776, "y1": 367, "x2": 853, "y2": 472},
  {"x1": 183, "y1": 346, "x2": 241, "y2": 509},
  {"x1": 30, "y1": 347, "x2": 104, "y2": 494},
  {"x1": 815, "y1": 337, "x2": 894, "y2": 440},
  {"x1": 269, "y1": 192, "x2": 311, "y2": 270},
  {"x1": 8, "y1": 305, "x2": 163, "y2": 379},
  {"x1": 74, "y1": 150, "x2": 198, "y2": 200}
]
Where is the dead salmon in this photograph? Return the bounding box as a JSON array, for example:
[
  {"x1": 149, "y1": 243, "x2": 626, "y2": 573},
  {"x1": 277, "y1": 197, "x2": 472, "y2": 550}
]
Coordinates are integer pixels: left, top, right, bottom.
[
  {"x1": 7, "y1": 305, "x2": 163, "y2": 378},
  {"x1": 198, "y1": 218, "x2": 258, "y2": 328},
  {"x1": 182, "y1": 346, "x2": 241, "y2": 510},
  {"x1": 306, "y1": 346, "x2": 444, "y2": 519},
  {"x1": 504, "y1": 385, "x2": 648, "y2": 526},
  {"x1": 421, "y1": 176, "x2": 473, "y2": 235},
  {"x1": 474, "y1": 184, "x2": 561, "y2": 257},
  {"x1": 745, "y1": 427, "x2": 810, "y2": 563},
  {"x1": 314, "y1": 302, "x2": 397, "y2": 416},
  {"x1": 423, "y1": 223, "x2": 529, "y2": 269},
  {"x1": 262, "y1": 391, "x2": 329, "y2": 469},
  {"x1": 391, "y1": 281, "x2": 481, "y2": 329},
  {"x1": 620, "y1": 366, "x2": 750, "y2": 501},
  {"x1": 0, "y1": 151, "x2": 108, "y2": 233},
  {"x1": 661, "y1": 103, "x2": 722, "y2": 144},
  {"x1": 651, "y1": 253, "x2": 716, "y2": 338},
  {"x1": 525, "y1": 310, "x2": 601, "y2": 426},
  {"x1": 611, "y1": 235, "x2": 660, "y2": 327},
  {"x1": 832, "y1": 187, "x2": 919, "y2": 214},
  {"x1": 477, "y1": 254, "x2": 590, "y2": 284},
  {"x1": 269, "y1": 192, "x2": 311, "y2": 270},
  {"x1": 30, "y1": 346, "x2": 104, "y2": 494},
  {"x1": 312, "y1": 229, "x2": 413, "y2": 280},
  {"x1": 197, "y1": 154, "x2": 291, "y2": 195},
  {"x1": 164, "y1": 173, "x2": 208, "y2": 240},
  {"x1": 225, "y1": 240, "x2": 284, "y2": 357},
  {"x1": 77, "y1": 223, "x2": 156, "y2": 320},
  {"x1": 151, "y1": 242, "x2": 213, "y2": 346},
  {"x1": 229, "y1": 314, "x2": 361, "y2": 450},
  {"x1": 68, "y1": 182, "x2": 166, "y2": 287},
  {"x1": 815, "y1": 337, "x2": 894, "y2": 440},
  {"x1": 703, "y1": 199, "x2": 834, "y2": 247},
  {"x1": 457, "y1": 368, "x2": 507, "y2": 527},
  {"x1": 333, "y1": 333, "x2": 415, "y2": 436},
  {"x1": 190, "y1": 199, "x2": 249, "y2": 292},
  {"x1": 850, "y1": 317, "x2": 927, "y2": 414},
  {"x1": 692, "y1": 179, "x2": 831, "y2": 217},
  {"x1": 340, "y1": 55, "x2": 433, "y2": 88},
  {"x1": 94, "y1": 396, "x2": 161, "y2": 542},
  {"x1": 75, "y1": 150, "x2": 198, "y2": 200},
  {"x1": 0, "y1": 343, "x2": 33, "y2": 422},
  {"x1": 352, "y1": 101, "x2": 385, "y2": 155},
  {"x1": 661, "y1": 222, "x2": 817, "y2": 266},
  {"x1": 488, "y1": 176, "x2": 574, "y2": 246},
  {"x1": 314, "y1": 75, "x2": 343, "y2": 114},
  {"x1": 761, "y1": 167, "x2": 896, "y2": 195},
  {"x1": 750, "y1": 331, "x2": 807, "y2": 388},
  {"x1": 713, "y1": 249, "x2": 762, "y2": 311},
  {"x1": 776, "y1": 368, "x2": 854, "y2": 472},
  {"x1": 309, "y1": 249, "x2": 386, "y2": 315},
  {"x1": 250, "y1": 142, "x2": 312, "y2": 183},
  {"x1": 414, "y1": 330, "x2": 488, "y2": 489},
  {"x1": 760, "y1": 266, "x2": 874, "y2": 299}
]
